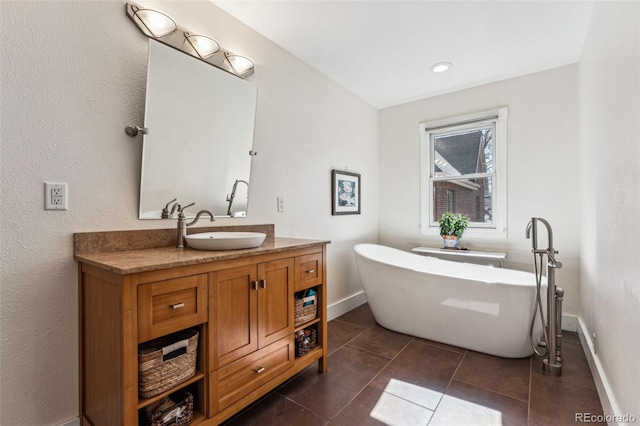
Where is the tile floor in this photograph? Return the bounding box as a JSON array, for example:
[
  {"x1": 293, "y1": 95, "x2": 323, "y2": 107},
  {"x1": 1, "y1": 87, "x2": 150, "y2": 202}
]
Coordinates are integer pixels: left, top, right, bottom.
[{"x1": 224, "y1": 303, "x2": 604, "y2": 426}]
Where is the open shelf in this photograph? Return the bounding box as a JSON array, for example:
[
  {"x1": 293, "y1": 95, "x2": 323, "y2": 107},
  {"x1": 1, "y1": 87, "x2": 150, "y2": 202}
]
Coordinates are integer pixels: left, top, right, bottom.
[
  {"x1": 137, "y1": 371, "x2": 205, "y2": 410},
  {"x1": 294, "y1": 317, "x2": 320, "y2": 332}
]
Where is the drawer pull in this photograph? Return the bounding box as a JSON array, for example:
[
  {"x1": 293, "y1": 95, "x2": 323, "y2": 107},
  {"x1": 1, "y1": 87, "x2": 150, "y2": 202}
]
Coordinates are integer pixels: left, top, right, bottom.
[
  {"x1": 254, "y1": 366, "x2": 265, "y2": 374},
  {"x1": 306, "y1": 269, "x2": 315, "y2": 273},
  {"x1": 171, "y1": 303, "x2": 185, "y2": 310}
]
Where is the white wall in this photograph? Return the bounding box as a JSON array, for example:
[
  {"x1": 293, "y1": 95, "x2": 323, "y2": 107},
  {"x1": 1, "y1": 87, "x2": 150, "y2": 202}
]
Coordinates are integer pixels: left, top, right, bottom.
[
  {"x1": 0, "y1": 1, "x2": 378, "y2": 424},
  {"x1": 379, "y1": 65, "x2": 581, "y2": 315},
  {"x1": 579, "y1": 0, "x2": 640, "y2": 420}
]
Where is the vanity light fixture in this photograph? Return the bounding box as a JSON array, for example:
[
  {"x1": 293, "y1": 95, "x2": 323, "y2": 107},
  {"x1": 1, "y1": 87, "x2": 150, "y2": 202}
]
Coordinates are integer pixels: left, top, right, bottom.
[
  {"x1": 184, "y1": 33, "x2": 220, "y2": 59},
  {"x1": 125, "y1": 2, "x2": 255, "y2": 78},
  {"x1": 430, "y1": 62, "x2": 452, "y2": 74},
  {"x1": 225, "y1": 53, "x2": 256, "y2": 78},
  {"x1": 129, "y1": 4, "x2": 177, "y2": 38}
]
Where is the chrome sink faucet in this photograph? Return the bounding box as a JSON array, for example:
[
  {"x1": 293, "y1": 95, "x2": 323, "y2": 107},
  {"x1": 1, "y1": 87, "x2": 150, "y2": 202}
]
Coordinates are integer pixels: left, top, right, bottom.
[
  {"x1": 161, "y1": 198, "x2": 179, "y2": 219},
  {"x1": 226, "y1": 179, "x2": 249, "y2": 216},
  {"x1": 176, "y1": 203, "x2": 215, "y2": 248}
]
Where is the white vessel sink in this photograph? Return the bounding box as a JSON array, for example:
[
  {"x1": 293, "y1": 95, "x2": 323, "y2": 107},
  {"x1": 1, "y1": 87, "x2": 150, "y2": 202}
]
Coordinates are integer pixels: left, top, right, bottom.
[{"x1": 186, "y1": 232, "x2": 266, "y2": 251}]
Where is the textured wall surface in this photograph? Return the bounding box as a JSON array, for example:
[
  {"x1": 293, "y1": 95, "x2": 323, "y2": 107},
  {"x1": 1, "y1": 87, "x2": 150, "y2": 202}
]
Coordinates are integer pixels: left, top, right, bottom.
[
  {"x1": 578, "y1": 0, "x2": 640, "y2": 419},
  {"x1": 0, "y1": 1, "x2": 378, "y2": 424}
]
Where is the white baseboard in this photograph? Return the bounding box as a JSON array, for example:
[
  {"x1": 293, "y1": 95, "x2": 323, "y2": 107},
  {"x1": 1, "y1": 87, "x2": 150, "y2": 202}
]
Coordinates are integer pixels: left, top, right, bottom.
[
  {"x1": 327, "y1": 291, "x2": 367, "y2": 321},
  {"x1": 562, "y1": 313, "x2": 579, "y2": 332},
  {"x1": 576, "y1": 316, "x2": 631, "y2": 426}
]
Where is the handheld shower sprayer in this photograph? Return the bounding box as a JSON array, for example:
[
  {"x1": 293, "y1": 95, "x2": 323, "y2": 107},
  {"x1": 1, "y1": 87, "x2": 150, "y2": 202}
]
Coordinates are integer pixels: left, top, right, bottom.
[{"x1": 526, "y1": 217, "x2": 563, "y2": 376}]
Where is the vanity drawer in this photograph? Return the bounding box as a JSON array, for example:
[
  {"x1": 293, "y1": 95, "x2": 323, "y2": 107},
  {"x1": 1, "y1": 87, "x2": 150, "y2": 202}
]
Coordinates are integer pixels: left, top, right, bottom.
[
  {"x1": 138, "y1": 274, "x2": 207, "y2": 342},
  {"x1": 295, "y1": 253, "x2": 323, "y2": 291},
  {"x1": 210, "y1": 336, "x2": 294, "y2": 413}
]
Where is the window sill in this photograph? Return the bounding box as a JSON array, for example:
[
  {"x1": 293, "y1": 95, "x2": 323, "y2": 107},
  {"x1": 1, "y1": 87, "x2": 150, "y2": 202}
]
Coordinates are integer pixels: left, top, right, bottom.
[{"x1": 421, "y1": 226, "x2": 507, "y2": 239}]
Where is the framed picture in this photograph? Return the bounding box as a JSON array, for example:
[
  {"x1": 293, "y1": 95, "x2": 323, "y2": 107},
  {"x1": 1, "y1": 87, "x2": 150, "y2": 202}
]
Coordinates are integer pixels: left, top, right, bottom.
[{"x1": 331, "y1": 169, "x2": 361, "y2": 215}]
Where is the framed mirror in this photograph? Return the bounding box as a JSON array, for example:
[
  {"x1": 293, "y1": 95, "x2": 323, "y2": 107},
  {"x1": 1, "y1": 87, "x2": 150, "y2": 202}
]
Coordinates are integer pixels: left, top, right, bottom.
[{"x1": 139, "y1": 40, "x2": 258, "y2": 219}]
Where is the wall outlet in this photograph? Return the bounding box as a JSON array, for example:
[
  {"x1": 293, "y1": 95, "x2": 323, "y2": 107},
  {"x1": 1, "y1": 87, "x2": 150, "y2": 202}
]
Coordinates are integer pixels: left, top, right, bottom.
[
  {"x1": 45, "y1": 182, "x2": 68, "y2": 210},
  {"x1": 277, "y1": 196, "x2": 285, "y2": 212}
]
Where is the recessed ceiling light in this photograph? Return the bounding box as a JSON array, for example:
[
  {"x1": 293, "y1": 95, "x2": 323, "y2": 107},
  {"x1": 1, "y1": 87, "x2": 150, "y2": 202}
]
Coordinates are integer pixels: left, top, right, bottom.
[{"x1": 430, "y1": 62, "x2": 452, "y2": 73}]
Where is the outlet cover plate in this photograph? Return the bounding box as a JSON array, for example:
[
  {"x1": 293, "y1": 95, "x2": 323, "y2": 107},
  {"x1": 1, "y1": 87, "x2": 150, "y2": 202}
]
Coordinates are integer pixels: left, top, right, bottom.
[{"x1": 45, "y1": 182, "x2": 68, "y2": 210}]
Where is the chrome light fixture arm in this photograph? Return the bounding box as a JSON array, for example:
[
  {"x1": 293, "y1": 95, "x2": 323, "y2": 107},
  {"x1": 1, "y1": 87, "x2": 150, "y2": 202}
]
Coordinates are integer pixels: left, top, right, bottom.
[{"x1": 125, "y1": 2, "x2": 255, "y2": 78}]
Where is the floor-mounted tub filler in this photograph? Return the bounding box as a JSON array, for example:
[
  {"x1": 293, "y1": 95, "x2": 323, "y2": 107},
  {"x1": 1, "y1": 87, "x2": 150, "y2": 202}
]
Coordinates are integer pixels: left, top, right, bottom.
[
  {"x1": 353, "y1": 243, "x2": 545, "y2": 358},
  {"x1": 526, "y1": 217, "x2": 564, "y2": 376}
]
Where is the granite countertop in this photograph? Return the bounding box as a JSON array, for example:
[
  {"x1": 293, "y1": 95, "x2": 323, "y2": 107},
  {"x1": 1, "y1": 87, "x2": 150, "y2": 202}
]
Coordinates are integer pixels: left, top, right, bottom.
[{"x1": 75, "y1": 234, "x2": 329, "y2": 275}]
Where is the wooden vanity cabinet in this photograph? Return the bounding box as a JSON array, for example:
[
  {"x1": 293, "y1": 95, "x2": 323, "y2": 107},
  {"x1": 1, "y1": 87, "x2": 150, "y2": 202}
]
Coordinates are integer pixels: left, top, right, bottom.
[{"x1": 78, "y1": 240, "x2": 327, "y2": 426}]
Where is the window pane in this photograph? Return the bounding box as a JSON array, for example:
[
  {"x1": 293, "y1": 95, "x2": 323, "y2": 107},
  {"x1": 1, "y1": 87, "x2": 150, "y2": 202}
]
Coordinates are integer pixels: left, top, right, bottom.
[
  {"x1": 433, "y1": 128, "x2": 493, "y2": 177},
  {"x1": 433, "y1": 177, "x2": 493, "y2": 224}
]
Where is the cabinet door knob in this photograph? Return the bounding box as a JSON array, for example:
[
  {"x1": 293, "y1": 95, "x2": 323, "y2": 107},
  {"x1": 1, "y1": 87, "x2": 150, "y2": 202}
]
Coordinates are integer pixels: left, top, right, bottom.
[
  {"x1": 171, "y1": 303, "x2": 185, "y2": 310},
  {"x1": 252, "y1": 281, "x2": 259, "y2": 290},
  {"x1": 254, "y1": 366, "x2": 265, "y2": 373},
  {"x1": 260, "y1": 279, "x2": 267, "y2": 289},
  {"x1": 306, "y1": 269, "x2": 315, "y2": 273}
]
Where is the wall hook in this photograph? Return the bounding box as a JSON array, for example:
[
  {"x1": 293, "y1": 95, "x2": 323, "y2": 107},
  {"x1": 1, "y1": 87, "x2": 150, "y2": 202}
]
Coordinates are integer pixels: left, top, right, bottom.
[{"x1": 125, "y1": 125, "x2": 149, "y2": 137}]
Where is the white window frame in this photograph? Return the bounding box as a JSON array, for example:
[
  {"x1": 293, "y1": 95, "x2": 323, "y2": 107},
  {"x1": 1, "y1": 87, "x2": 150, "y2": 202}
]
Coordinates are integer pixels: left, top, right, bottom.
[{"x1": 419, "y1": 107, "x2": 508, "y2": 238}]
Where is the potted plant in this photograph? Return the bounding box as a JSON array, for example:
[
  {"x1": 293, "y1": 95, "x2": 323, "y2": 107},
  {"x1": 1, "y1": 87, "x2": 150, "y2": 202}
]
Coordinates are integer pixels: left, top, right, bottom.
[{"x1": 438, "y1": 212, "x2": 469, "y2": 248}]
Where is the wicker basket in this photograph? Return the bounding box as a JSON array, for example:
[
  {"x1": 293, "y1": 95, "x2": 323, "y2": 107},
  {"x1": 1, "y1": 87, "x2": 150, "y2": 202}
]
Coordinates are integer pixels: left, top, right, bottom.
[
  {"x1": 138, "y1": 329, "x2": 199, "y2": 398},
  {"x1": 295, "y1": 328, "x2": 317, "y2": 357},
  {"x1": 294, "y1": 293, "x2": 317, "y2": 327},
  {"x1": 140, "y1": 390, "x2": 194, "y2": 426}
]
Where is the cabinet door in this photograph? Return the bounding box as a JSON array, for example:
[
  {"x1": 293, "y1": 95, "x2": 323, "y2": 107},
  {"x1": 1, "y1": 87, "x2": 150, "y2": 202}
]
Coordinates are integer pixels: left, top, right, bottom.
[
  {"x1": 209, "y1": 265, "x2": 258, "y2": 370},
  {"x1": 257, "y1": 258, "x2": 294, "y2": 348}
]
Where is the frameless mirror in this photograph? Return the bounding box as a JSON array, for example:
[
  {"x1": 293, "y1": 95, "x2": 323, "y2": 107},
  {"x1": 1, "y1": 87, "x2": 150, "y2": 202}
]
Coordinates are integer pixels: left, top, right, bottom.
[{"x1": 139, "y1": 39, "x2": 258, "y2": 219}]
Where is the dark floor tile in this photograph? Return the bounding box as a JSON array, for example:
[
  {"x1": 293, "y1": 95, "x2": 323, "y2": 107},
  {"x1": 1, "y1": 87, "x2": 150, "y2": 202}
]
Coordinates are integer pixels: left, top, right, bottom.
[
  {"x1": 369, "y1": 341, "x2": 462, "y2": 410},
  {"x1": 327, "y1": 319, "x2": 367, "y2": 355},
  {"x1": 453, "y1": 350, "x2": 531, "y2": 402},
  {"x1": 430, "y1": 379, "x2": 529, "y2": 426},
  {"x1": 529, "y1": 372, "x2": 605, "y2": 426},
  {"x1": 221, "y1": 303, "x2": 603, "y2": 426},
  {"x1": 328, "y1": 385, "x2": 387, "y2": 426},
  {"x1": 222, "y1": 392, "x2": 327, "y2": 426},
  {"x1": 532, "y1": 339, "x2": 597, "y2": 390},
  {"x1": 563, "y1": 330, "x2": 580, "y2": 342},
  {"x1": 347, "y1": 324, "x2": 413, "y2": 358},
  {"x1": 413, "y1": 336, "x2": 467, "y2": 355},
  {"x1": 278, "y1": 344, "x2": 390, "y2": 420},
  {"x1": 334, "y1": 303, "x2": 377, "y2": 328}
]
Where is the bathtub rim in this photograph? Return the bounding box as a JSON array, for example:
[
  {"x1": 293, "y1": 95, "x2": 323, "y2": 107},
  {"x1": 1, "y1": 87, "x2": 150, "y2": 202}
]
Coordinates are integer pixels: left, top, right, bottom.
[{"x1": 354, "y1": 243, "x2": 546, "y2": 288}]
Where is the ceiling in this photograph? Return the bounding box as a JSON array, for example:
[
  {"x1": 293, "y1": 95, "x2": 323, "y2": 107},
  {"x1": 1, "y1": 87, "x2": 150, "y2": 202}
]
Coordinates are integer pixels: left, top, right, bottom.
[{"x1": 212, "y1": 1, "x2": 594, "y2": 109}]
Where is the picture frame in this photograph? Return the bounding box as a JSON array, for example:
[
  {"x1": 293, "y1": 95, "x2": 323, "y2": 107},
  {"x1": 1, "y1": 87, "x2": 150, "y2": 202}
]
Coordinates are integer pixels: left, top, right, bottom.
[{"x1": 331, "y1": 169, "x2": 361, "y2": 215}]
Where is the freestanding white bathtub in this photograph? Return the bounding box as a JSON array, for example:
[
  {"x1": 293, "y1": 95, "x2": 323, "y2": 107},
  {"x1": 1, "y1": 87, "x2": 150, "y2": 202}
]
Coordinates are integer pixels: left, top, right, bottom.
[{"x1": 353, "y1": 243, "x2": 545, "y2": 358}]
